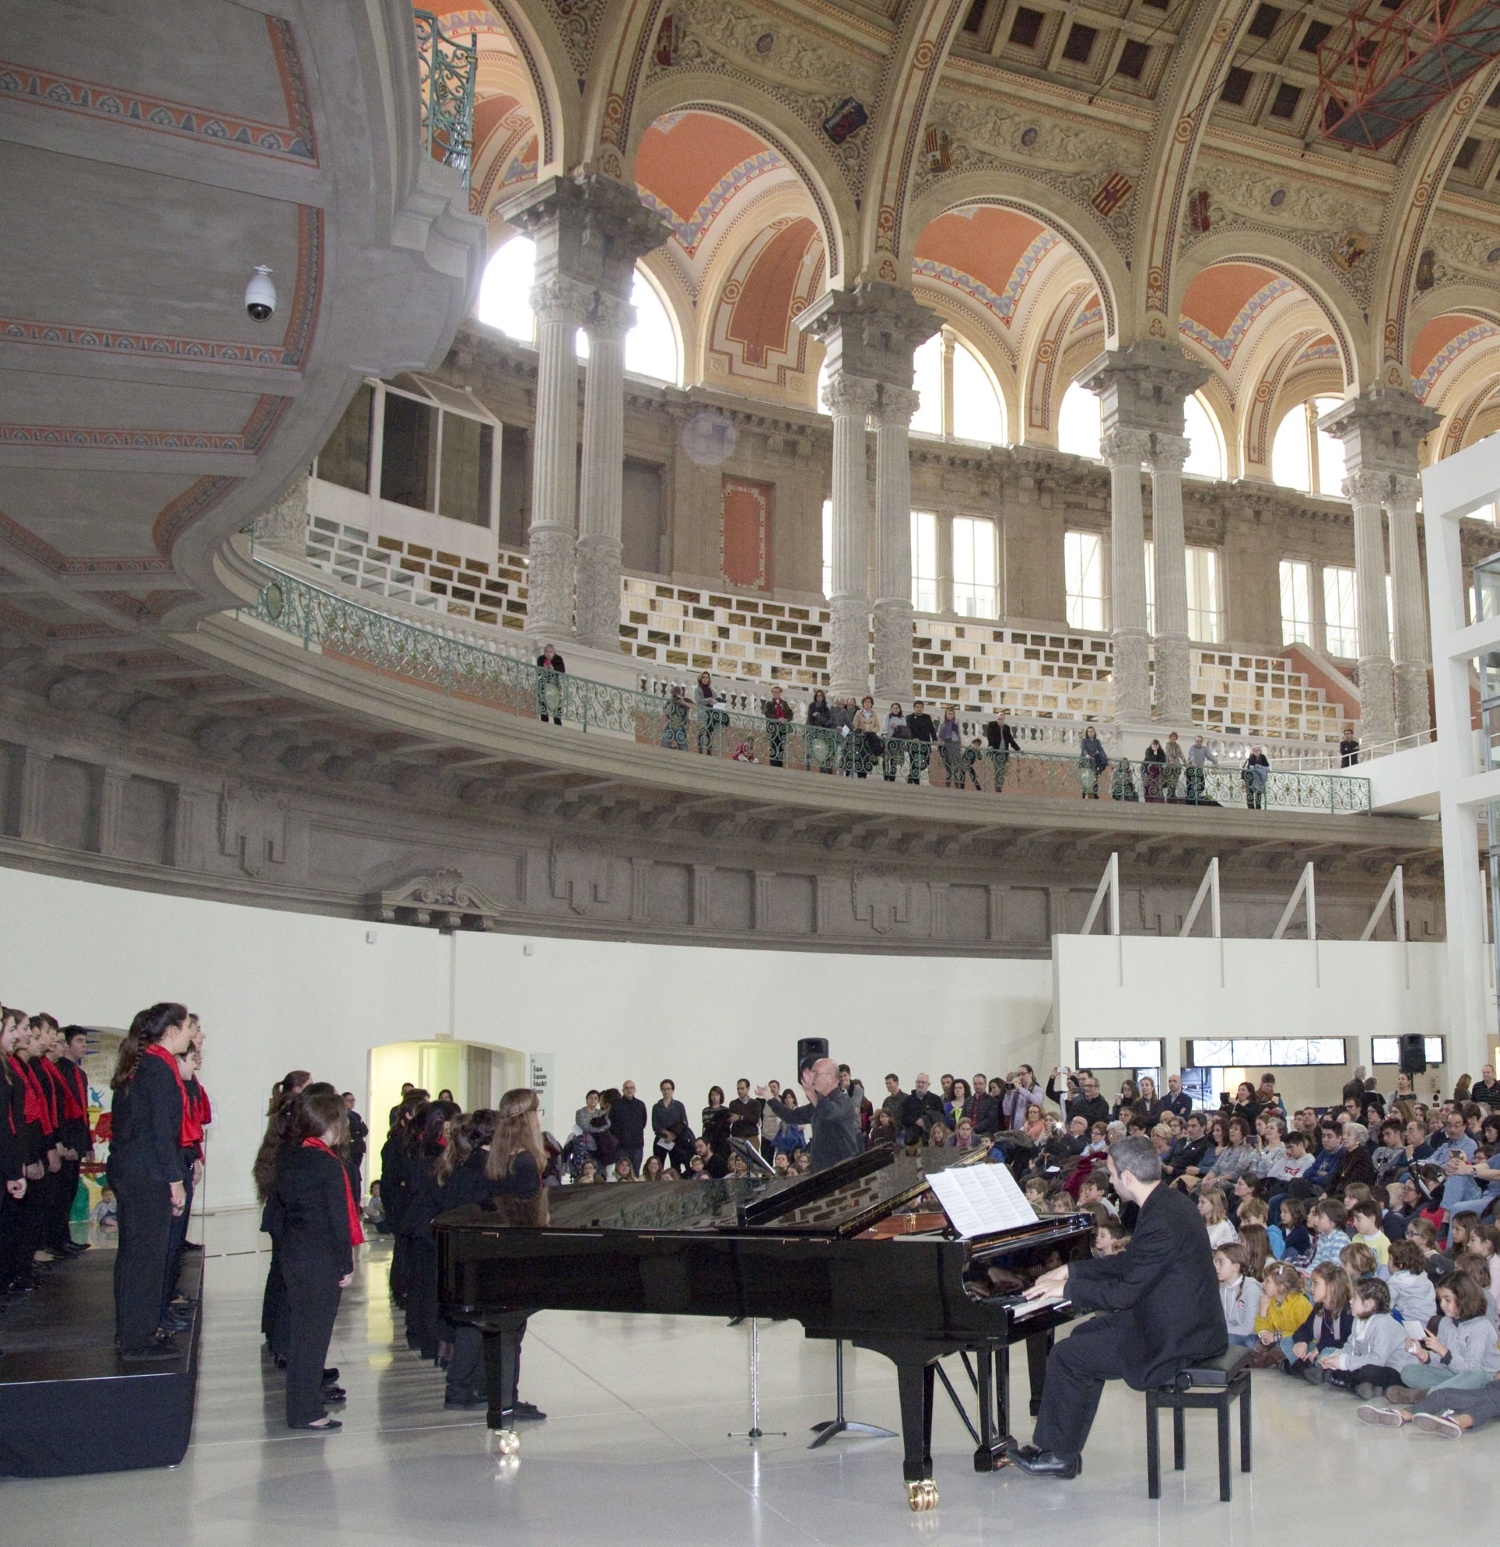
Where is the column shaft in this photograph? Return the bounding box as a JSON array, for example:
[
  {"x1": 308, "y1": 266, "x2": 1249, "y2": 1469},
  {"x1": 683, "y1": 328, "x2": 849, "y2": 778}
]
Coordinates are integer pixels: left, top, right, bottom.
[
  {"x1": 1104, "y1": 428, "x2": 1152, "y2": 724},
  {"x1": 526, "y1": 277, "x2": 588, "y2": 639},
  {"x1": 576, "y1": 299, "x2": 633, "y2": 649},
  {"x1": 1387, "y1": 476, "x2": 1430, "y2": 741},
  {"x1": 1147, "y1": 434, "x2": 1192, "y2": 726},
  {"x1": 1346, "y1": 470, "x2": 1395, "y2": 748},
  {"x1": 872, "y1": 386, "x2": 920, "y2": 704},
  {"x1": 825, "y1": 375, "x2": 876, "y2": 700}
]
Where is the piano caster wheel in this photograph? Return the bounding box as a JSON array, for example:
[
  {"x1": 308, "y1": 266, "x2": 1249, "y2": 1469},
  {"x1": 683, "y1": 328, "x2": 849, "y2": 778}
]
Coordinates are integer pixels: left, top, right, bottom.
[
  {"x1": 905, "y1": 1480, "x2": 939, "y2": 1512},
  {"x1": 489, "y1": 1428, "x2": 520, "y2": 1457}
]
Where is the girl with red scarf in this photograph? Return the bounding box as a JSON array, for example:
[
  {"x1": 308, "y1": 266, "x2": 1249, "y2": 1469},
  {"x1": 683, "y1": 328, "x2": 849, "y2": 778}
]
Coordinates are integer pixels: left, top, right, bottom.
[
  {"x1": 271, "y1": 1087, "x2": 361, "y2": 1430},
  {"x1": 107, "y1": 1003, "x2": 193, "y2": 1360},
  {"x1": 0, "y1": 1006, "x2": 37, "y2": 1292}
]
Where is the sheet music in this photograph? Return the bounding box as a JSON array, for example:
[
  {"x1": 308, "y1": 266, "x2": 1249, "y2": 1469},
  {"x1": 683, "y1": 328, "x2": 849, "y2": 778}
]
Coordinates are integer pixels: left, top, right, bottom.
[{"x1": 925, "y1": 1163, "x2": 1039, "y2": 1239}]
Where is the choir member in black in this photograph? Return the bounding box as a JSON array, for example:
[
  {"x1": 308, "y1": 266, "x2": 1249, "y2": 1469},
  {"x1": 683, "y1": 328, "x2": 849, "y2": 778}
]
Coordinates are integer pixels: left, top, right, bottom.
[
  {"x1": 380, "y1": 1088, "x2": 427, "y2": 1309},
  {"x1": 32, "y1": 1014, "x2": 75, "y2": 1259},
  {"x1": 13, "y1": 1018, "x2": 59, "y2": 1279},
  {"x1": 434, "y1": 1107, "x2": 500, "y2": 1406},
  {"x1": 342, "y1": 1092, "x2": 368, "y2": 1195},
  {"x1": 399, "y1": 1099, "x2": 459, "y2": 1363},
  {"x1": 481, "y1": 1087, "x2": 550, "y2": 1422},
  {"x1": 254, "y1": 1070, "x2": 309, "y2": 1363},
  {"x1": 107, "y1": 1003, "x2": 194, "y2": 1360},
  {"x1": 160, "y1": 1020, "x2": 209, "y2": 1332},
  {"x1": 54, "y1": 1025, "x2": 95, "y2": 1256},
  {"x1": 271, "y1": 1087, "x2": 362, "y2": 1430},
  {"x1": 0, "y1": 1006, "x2": 34, "y2": 1293}
]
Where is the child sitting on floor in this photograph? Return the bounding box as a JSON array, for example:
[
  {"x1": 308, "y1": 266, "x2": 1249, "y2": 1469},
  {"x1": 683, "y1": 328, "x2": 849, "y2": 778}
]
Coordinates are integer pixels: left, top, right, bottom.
[
  {"x1": 1237, "y1": 1221, "x2": 1272, "y2": 1283},
  {"x1": 1252, "y1": 1261, "x2": 1311, "y2": 1366},
  {"x1": 1385, "y1": 1274, "x2": 1500, "y2": 1405},
  {"x1": 1284, "y1": 1262, "x2": 1353, "y2": 1377},
  {"x1": 1350, "y1": 1199, "x2": 1392, "y2": 1270},
  {"x1": 1320, "y1": 1275, "x2": 1413, "y2": 1397},
  {"x1": 1198, "y1": 1186, "x2": 1237, "y2": 1249},
  {"x1": 1308, "y1": 1199, "x2": 1353, "y2": 1268},
  {"x1": 1238, "y1": 1196, "x2": 1281, "y2": 1258},
  {"x1": 1403, "y1": 1217, "x2": 1454, "y2": 1285},
  {"x1": 1279, "y1": 1197, "x2": 1312, "y2": 1262},
  {"x1": 1216, "y1": 1243, "x2": 1259, "y2": 1347},
  {"x1": 1387, "y1": 1237, "x2": 1437, "y2": 1326}
]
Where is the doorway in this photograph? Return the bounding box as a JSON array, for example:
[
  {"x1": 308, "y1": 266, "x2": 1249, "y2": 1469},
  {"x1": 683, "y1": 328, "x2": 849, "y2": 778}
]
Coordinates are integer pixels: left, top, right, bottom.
[{"x1": 367, "y1": 1039, "x2": 526, "y2": 1132}]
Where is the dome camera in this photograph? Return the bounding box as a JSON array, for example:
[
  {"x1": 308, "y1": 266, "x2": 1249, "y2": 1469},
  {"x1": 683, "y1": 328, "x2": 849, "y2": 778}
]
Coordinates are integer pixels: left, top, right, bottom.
[{"x1": 245, "y1": 265, "x2": 277, "y2": 322}]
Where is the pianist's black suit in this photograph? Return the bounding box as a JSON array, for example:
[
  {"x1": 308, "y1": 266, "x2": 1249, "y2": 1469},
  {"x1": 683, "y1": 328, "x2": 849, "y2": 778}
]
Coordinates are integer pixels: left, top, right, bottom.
[{"x1": 1032, "y1": 1181, "x2": 1226, "y2": 1461}]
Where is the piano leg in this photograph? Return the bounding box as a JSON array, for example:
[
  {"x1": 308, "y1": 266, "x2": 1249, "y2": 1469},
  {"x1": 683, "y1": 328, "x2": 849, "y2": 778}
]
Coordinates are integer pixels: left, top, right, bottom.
[
  {"x1": 973, "y1": 1346, "x2": 1012, "y2": 1472},
  {"x1": 1026, "y1": 1328, "x2": 1053, "y2": 1418},
  {"x1": 893, "y1": 1357, "x2": 939, "y2": 1511},
  {"x1": 480, "y1": 1312, "x2": 527, "y2": 1454}
]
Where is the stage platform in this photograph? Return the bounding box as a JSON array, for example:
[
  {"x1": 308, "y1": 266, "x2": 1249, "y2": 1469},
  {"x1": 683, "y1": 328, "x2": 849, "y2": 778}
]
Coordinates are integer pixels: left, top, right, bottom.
[{"x1": 0, "y1": 1249, "x2": 201, "y2": 1476}]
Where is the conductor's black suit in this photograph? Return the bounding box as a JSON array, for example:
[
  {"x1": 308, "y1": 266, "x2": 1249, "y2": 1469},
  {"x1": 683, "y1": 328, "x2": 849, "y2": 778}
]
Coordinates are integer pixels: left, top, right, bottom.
[{"x1": 1032, "y1": 1181, "x2": 1227, "y2": 1460}]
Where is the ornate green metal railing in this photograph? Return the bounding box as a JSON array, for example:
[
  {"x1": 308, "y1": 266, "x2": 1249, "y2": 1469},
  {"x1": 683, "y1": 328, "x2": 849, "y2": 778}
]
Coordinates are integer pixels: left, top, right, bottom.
[
  {"x1": 413, "y1": 9, "x2": 478, "y2": 185},
  {"x1": 245, "y1": 562, "x2": 1372, "y2": 814}
]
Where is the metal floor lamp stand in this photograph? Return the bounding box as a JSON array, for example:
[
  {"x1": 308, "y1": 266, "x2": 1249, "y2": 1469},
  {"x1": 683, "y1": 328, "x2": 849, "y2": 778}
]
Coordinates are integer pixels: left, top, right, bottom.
[{"x1": 808, "y1": 1340, "x2": 897, "y2": 1448}]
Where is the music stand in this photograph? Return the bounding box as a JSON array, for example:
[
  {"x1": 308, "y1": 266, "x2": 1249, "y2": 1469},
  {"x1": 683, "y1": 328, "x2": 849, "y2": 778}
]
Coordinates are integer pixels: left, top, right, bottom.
[
  {"x1": 728, "y1": 1318, "x2": 786, "y2": 1442},
  {"x1": 808, "y1": 1340, "x2": 896, "y2": 1448},
  {"x1": 730, "y1": 1137, "x2": 776, "y2": 1176}
]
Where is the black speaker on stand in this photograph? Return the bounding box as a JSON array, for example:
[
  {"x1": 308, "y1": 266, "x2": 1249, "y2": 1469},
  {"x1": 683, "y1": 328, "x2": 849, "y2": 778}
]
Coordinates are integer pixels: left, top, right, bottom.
[
  {"x1": 797, "y1": 1037, "x2": 830, "y2": 1077},
  {"x1": 1399, "y1": 1034, "x2": 1427, "y2": 1075}
]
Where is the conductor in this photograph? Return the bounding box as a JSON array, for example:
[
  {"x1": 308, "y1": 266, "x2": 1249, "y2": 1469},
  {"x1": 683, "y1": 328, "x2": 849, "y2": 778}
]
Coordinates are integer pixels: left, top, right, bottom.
[
  {"x1": 1014, "y1": 1134, "x2": 1227, "y2": 1478},
  {"x1": 773, "y1": 1058, "x2": 862, "y2": 1173}
]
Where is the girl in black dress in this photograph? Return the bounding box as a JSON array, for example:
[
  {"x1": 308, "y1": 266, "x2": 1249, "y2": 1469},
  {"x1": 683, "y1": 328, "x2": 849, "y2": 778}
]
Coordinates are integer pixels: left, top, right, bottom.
[
  {"x1": 108, "y1": 1003, "x2": 194, "y2": 1360},
  {"x1": 435, "y1": 1108, "x2": 499, "y2": 1407},
  {"x1": 273, "y1": 1087, "x2": 362, "y2": 1430}
]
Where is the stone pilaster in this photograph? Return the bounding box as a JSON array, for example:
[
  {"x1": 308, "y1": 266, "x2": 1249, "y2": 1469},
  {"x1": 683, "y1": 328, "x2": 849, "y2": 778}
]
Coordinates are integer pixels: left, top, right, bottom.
[
  {"x1": 1387, "y1": 472, "x2": 1431, "y2": 740},
  {"x1": 252, "y1": 474, "x2": 310, "y2": 558},
  {"x1": 1146, "y1": 433, "x2": 1192, "y2": 726},
  {"x1": 822, "y1": 372, "x2": 879, "y2": 698},
  {"x1": 1344, "y1": 467, "x2": 1396, "y2": 748},
  {"x1": 872, "y1": 384, "x2": 922, "y2": 704},
  {"x1": 1102, "y1": 427, "x2": 1154, "y2": 724},
  {"x1": 576, "y1": 290, "x2": 634, "y2": 649}
]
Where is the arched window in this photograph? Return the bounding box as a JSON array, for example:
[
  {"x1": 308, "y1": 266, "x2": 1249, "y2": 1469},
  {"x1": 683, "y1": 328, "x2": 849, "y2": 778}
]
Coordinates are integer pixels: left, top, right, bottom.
[
  {"x1": 475, "y1": 237, "x2": 682, "y2": 385},
  {"x1": 1182, "y1": 393, "x2": 1226, "y2": 480},
  {"x1": 1058, "y1": 381, "x2": 1102, "y2": 459},
  {"x1": 1271, "y1": 396, "x2": 1345, "y2": 496}
]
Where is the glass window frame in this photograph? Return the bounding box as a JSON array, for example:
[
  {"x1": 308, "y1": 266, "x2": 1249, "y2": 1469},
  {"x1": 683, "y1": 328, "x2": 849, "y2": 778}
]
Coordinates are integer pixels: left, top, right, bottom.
[
  {"x1": 1065, "y1": 528, "x2": 1108, "y2": 631},
  {"x1": 1186, "y1": 1037, "x2": 1348, "y2": 1068},
  {"x1": 1370, "y1": 1036, "x2": 1445, "y2": 1066},
  {"x1": 368, "y1": 376, "x2": 501, "y2": 530}
]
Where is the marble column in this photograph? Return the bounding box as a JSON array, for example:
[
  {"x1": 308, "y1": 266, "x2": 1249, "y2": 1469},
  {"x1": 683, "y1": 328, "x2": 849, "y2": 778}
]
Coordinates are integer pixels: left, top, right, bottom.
[
  {"x1": 524, "y1": 274, "x2": 591, "y2": 640},
  {"x1": 576, "y1": 291, "x2": 634, "y2": 649},
  {"x1": 1344, "y1": 467, "x2": 1395, "y2": 748},
  {"x1": 1103, "y1": 427, "x2": 1153, "y2": 724},
  {"x1": 1146, "y1": 433, "x2": 1192, "y2": 726},
  {"x1": 872, "y1": 383, "x2": 921, "y2": 704},
  {"x1": 1387, "y1": 472, "x2": 1431, "y2": 741},
  {"x1": 823, "y1": 373, "x2": 878, "y2": 699}
]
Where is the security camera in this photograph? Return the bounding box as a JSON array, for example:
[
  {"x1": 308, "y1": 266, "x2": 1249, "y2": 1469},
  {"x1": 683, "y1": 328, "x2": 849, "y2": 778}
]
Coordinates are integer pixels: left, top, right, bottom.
[{"x1": 245, "y1": 265, "x2": 277, "y2": 322}]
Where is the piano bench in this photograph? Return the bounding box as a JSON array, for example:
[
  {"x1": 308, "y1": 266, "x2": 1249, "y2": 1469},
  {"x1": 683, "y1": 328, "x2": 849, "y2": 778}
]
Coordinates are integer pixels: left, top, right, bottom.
[{"x1": 1144, "y1": 1347, "x2": 1251, "y2": 1502}]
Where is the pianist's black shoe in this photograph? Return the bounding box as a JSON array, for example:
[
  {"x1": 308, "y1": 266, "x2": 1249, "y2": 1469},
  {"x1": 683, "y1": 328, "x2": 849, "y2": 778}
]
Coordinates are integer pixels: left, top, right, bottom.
[
  {"x1": 512, "y1": 1401, "x2": 546, "y2": 1422},
  {"x1": 1013, "y1": 1446, "x2": 1082, "y2": 1479},
  {"x1": 444, "y1": 1388, "x2": 487, "y2": 1409}
]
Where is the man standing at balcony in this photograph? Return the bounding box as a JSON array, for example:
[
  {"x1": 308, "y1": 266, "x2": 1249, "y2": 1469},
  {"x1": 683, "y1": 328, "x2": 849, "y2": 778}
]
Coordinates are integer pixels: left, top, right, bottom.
[
  {"x1": 906, "y1": 701, "x2": 936, "y2": 786},
  {"x1": 536, "y1": 643, "x2": 566, "y2": 725},
  {"x1": 763, "y1": 684, "x2": 795, "y2": 768}
]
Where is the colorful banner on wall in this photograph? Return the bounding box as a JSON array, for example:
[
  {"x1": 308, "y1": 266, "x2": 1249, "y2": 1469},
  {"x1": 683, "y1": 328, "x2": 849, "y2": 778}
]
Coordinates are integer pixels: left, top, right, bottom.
[{"x1": 720, "y1": 476, "x2": 772, "y2": 591}]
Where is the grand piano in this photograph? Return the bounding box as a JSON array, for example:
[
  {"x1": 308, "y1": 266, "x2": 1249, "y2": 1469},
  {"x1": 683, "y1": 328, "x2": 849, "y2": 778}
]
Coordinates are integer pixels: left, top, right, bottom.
[{"x1": 436, "y1": 1144, "x2": 1093, "y2": 1509}]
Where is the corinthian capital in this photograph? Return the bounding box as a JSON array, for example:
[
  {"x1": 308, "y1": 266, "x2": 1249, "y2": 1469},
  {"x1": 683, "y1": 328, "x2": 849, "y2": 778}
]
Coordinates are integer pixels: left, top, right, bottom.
[
  {"x1": 529, "y1": 274, "x2": 594, "y2": 328},
  {"x1": 1342, "y1": 469, "x2": 1390, "y2": 507},
  {"x1": 822, "y1": 372, "x2": 879, "y2": 421},
  {"x1": 1145, "y1": 433, "x2": 1189, "y2": 474},
  {"x1": 871, "y1": 384, "x2": 922, "y2": 429},
  {"x1": 1386, "y1": 473, "x2": 1421, "y2": 513},
  {"x1": 1101, "y1": 427, "x2": 1153, "y2": 468},
  {"x1": 583, "y1": 290, "x2": 636, "y2": 342}
]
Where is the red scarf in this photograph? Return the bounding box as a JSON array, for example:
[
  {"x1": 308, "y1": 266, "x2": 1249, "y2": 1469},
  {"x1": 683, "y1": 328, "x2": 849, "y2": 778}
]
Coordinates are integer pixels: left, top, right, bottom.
[
  {"x1": 301, "y1": 1138, "x2": 364, "y2": 1247},
  {"x1": 141, "y1": 1042, "x2": 193, "y2": 1148},
  {"x1": 12, "y1": 1057, "x2": 54, "y2": 1135},
  {"x1": 191, "y1": 1082, "x2": 212, "y2": 1128},
  {"x1": 58, "y1": 1059, "x2": 89, "y2": 1122}
]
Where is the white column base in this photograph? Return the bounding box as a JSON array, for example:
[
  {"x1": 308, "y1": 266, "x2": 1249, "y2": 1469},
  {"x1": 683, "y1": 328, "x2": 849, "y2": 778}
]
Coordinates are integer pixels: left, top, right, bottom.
[
  {"x1": 575, "y1": 534, "x2": 623, "y2": 651},
  {"x1": 524, "y1": 525, "x2": 577, "y2": 641},
  {"x1": 829, "y1": 594, "x2": 872, "y2": 701},
  {"x1": 1112, "y1": 628, "x2": 1151, "y2": 724},
  {"x1": 872, "y1": 599, "x2": 913, "y2": 705},
  {"x1": 1154, "y1": 633, "x2": 1193, "y2": 726},
  {"x1": 1357, "y1": 654, "x2": 1396, "y2": 748},
  {"x1": 1394, "y1": 660, "x2": 1432, "y2": 742}
]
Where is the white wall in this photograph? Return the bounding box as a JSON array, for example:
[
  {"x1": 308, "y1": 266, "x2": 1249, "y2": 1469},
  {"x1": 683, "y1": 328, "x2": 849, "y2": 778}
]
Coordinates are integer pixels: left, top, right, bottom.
[
  {"x1": 0, "y1": 867, "x2": 1054, "y2": 1210},
  {"x1": 1053, "y1": 934, "x2": 1451, "y2": 1108}
]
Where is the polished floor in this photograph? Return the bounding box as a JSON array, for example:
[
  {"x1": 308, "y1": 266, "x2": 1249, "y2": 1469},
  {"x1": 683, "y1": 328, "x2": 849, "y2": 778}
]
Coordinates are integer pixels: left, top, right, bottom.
[{"x1": 2, "y1": 1213, "x2": 1490, "y2": 1541}]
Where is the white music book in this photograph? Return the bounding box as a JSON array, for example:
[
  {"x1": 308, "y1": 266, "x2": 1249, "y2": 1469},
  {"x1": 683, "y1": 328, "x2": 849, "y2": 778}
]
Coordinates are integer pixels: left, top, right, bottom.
[{"x1": 926, "y1": 1162, "x2": 1039, "y2": 1239}]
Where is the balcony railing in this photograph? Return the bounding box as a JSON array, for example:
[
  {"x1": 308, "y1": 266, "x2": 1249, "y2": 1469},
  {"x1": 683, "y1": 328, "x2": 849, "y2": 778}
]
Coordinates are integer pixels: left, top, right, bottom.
[
  {"x1": 413, "y1": 9, "x2": 477, "y2": 186},
  {"x1": 245, "y1": 561, "x2": 1373, "y2": 815}
]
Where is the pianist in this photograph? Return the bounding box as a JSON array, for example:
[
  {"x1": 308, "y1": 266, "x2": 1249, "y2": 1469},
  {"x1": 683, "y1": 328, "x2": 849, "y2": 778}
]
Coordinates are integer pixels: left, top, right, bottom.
[
  {"x1": 773, "y1": 1058, "x2": 862, "y2": 1172},
  {"x1": 1013, "y1": 1134, "x2": 1227, "y2": 1479}
]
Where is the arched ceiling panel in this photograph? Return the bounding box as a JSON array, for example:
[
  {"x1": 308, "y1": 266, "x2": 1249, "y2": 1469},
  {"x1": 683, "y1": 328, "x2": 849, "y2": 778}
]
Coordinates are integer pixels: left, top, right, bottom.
[{"x1": 706, "y1": 216, "x2": 823, "y2": 390}]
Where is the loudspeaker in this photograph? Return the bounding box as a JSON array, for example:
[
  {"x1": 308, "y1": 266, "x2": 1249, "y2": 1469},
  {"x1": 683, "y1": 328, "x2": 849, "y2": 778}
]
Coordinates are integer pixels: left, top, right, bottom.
[
  {"x1": 797, "y1": 1037, "x2": 830, "y2": 1076},
  {"x1": 1399, "y1": 1033, "x2": 1427, "y2": 1075}
]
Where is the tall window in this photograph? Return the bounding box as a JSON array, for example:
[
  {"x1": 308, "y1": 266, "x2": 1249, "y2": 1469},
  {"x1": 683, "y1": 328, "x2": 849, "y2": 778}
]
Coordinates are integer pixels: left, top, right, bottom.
[
  {"x1": 1065, "y1": 530, "x2": 1107, "y2": 630},
  {"x1": 952, "y1": 516, "x2": 998, "y2": 617},
  {"x1": 912, "y1": 510, "x2": 940, "y2": 612},
  {"x1": 476, "y1": 236, "x2": 682, "y2": 384},
  {"x1": 1324, "y1": 565, "x2": 1359, "y2": 657},
  {"x1": 1187, "y1": 546, "x2": 1221, "y2": 643},
  {"x1": 1280, "y1": 559, "x2": 1312, "y2": 646},
  {"x1": 1182, "y1": 393, "x2": 1227, "y2": 480},
  {"x1": 1272, "y1": 396, "x2": 1346, "y2": 496}
]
